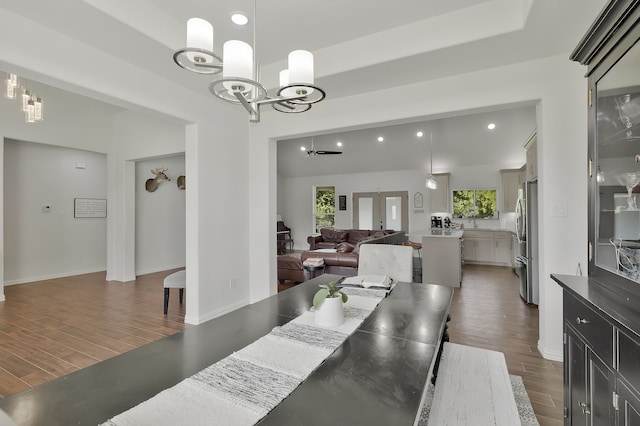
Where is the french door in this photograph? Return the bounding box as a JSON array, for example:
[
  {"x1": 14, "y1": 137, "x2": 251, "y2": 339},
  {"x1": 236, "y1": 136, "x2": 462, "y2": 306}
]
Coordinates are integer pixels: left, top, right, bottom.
[{"x1": 352, "y1": 191, "x2": 408, "y2": 233}]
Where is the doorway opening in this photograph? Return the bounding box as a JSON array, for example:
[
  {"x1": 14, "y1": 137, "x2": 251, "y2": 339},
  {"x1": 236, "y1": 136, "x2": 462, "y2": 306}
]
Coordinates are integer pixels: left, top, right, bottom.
[{"x1": 352, "y1": 191, "x2": 408, "y2": 233}]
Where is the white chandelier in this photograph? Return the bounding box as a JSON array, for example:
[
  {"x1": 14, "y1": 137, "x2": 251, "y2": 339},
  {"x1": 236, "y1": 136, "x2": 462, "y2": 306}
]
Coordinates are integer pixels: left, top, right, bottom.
[
  {"x1": 173, "y1": 0, "x2": 325, "y2": 123},
  {"x1": 4, "y1": 73, "x2": 44, "y2": 123}
]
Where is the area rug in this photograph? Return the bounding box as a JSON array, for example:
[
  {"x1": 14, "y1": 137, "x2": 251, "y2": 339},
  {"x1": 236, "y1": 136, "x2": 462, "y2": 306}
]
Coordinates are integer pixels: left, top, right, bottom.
[
  {"x1": 417, "y1": 374, "x2": 540, "y2": 426},
  {"x1": 101, "y1": 286, "x2": 389, "y2": 426}
]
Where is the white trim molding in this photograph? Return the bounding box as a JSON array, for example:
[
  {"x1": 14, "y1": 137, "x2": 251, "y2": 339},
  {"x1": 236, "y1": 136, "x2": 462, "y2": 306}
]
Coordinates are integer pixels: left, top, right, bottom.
[
  {"x1": 538, "y1": 340, "x2": 563, "y2": 362},
  {"x1": 185, "y1": 299, "x2": 249, "y2": 325}
]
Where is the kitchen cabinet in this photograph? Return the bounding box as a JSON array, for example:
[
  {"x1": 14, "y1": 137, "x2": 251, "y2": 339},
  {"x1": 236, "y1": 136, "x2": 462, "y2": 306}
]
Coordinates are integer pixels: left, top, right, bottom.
[
  {"x1": 501, "y1": 168, "x2": 525, "y2": 212},
  {"x1": 462, "y1": 230, "x2": 512, "y2": 266},
  {"x1": 523, "y1": 131, "x2": 537, "y2": 182},
  {"x1": 494, "y1": 232, "x2": 513, "y2": 265},
  {"x1": 429, "y1": 173, "x2": 450, "y2": 212}
]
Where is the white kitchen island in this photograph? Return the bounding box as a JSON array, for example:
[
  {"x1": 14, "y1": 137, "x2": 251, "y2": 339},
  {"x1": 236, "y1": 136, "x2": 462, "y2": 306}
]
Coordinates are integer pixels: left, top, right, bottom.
[{"x1": 414, "y1": 229, "x2": 464, "y2": 287}]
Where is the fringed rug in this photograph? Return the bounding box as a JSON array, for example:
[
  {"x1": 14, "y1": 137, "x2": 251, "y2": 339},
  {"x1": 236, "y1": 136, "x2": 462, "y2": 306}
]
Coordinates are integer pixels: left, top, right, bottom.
[
  {"x1": 102, "y1": 287, "x2": 389, "y2": 426},
  {"x1": 417, "y1": 374, "x2": 540, "y2": 426}
]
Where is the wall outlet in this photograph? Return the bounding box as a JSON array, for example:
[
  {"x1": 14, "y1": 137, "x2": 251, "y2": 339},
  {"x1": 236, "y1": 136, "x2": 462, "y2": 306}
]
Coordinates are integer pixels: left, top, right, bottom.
[{"x1": 229, "y1": 278, "x2": 236, "y2": 289}]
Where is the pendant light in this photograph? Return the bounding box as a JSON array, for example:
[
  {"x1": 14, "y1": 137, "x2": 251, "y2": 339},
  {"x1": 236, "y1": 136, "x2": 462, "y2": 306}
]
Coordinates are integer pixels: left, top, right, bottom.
[{"x1": 426, "y1": 133, "x2": 437, "y2": 190}]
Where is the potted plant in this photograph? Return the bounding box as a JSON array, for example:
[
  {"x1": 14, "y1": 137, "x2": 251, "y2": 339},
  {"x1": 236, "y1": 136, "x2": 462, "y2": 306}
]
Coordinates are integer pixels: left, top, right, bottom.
[{"x1": 313, "y1": 281, "x2": 348, "y2": 327}]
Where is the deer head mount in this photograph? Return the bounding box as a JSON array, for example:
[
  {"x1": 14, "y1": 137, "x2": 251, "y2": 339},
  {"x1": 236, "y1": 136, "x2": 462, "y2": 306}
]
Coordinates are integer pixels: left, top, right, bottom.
[
  {"x1": 145, "y1": 168, "x2": 170, "y2": 192},
  {"x1": 177, "y1": 175, "x2": 185, "y2": 190}
]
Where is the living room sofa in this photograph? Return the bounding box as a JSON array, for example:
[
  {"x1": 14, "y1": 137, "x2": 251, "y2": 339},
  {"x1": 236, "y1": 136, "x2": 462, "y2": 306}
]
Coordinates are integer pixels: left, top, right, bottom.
[{"x1": 301, "y1": 229, "x2": 405, "y2": 276}]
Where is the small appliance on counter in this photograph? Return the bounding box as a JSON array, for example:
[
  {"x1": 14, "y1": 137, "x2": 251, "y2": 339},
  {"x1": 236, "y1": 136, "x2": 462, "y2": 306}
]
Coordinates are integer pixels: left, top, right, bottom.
[{"x1": 431, "y1": 213, "x2": 453, "y2": 229}]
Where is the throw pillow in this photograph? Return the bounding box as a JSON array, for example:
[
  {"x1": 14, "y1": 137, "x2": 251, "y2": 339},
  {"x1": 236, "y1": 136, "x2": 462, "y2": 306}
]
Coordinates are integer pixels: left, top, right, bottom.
[
  {"x1": 353, "y1": 236, "x2": 374, "y2": 254},
  {"x1": 372, "y1": 231, "x2": 385, "y2": 238},
  {"x1": 321, "y1": 228, "x2": 348, "y2": 242},
  {"x1": 320, "y1": 228, "x2": 335, "y2": 242},
  {"x1": 336, "y1": 242, "x2": 354, "y2": 253}
]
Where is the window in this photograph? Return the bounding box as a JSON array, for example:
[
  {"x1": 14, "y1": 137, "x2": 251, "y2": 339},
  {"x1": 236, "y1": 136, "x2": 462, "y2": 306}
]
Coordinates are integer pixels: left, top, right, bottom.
[
  {"x1": 453, "y1": 189, "x2": 497, "y2": 219},
  {"x1": 314, "y1": 186, "x2": 335, "y2": 232}
]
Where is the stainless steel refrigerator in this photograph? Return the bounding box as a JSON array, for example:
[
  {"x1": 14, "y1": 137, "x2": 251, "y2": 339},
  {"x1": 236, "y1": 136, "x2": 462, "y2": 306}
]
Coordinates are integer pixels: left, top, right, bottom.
[{"x1": 515, "y1": 181, "x2": 539, "y2": 305}]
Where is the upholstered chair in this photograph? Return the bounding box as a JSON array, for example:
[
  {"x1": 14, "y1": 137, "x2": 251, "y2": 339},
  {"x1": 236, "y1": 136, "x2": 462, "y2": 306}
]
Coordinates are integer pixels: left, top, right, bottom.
[{"x1": 357, "y1": 244, "x2": 413, "y2": 283}]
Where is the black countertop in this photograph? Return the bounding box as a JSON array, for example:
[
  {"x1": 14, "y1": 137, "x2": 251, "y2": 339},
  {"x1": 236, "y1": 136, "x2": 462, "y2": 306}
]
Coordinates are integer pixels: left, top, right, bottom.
[
  {"x1": 0, "y1": 275, "x2": 453, "y2": 426},
  {"x1": 551, "y1": 274, "x2": 640, "y2": 338}
]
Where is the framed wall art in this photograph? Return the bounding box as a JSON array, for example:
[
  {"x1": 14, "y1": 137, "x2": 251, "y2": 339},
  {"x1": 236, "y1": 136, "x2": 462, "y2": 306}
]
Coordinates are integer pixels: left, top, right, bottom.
[
  {"x1": 338, "y1": 195, "x2": 347, "y2": 211},
  {"x1": 74, "y1": 198, "x2": 107, "y2": 218},
  {"x1": 414, "y1": 192, "x2": 423, "y2": 209}
]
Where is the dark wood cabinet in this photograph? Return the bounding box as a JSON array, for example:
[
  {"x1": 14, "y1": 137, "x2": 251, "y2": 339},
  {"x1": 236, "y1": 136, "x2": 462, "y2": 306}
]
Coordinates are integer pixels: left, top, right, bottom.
[
  {"x1": 564, "y1": 294, "x2": 616, "y2": 426},
  {"x1": 562, "y1": 290, "x2": 640, "y2": 426},
  {"x1": 617, "y1": 380, "x2": 640, "y2": 425},
  {"x1": 565, "y1": 326, "x2": 588, "y2": 426},
  {"x1": 562, "y1": 2, "x2": 640, "y2": 424}
]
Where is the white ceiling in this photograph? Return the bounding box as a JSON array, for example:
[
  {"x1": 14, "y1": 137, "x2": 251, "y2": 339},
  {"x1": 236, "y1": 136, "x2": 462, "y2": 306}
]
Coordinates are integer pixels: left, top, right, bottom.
[
  {"x1": 0, "y1": 0, "x2": 607, "y2": 177},
  {"x1": 277, "y1": 104, "x2": 537, "y2": 177}
]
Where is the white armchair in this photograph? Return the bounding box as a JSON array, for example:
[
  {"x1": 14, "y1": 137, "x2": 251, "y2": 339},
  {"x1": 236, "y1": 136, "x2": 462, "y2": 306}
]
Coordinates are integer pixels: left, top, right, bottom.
[{"x1": 357, "y1": 244, "x2": 414, "y2": 283}]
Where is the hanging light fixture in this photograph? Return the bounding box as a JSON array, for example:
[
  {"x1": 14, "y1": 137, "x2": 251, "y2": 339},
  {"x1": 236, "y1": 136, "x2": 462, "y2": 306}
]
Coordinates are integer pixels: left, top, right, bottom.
[
  {"x1": 426, "y1": 133, "x2": 437, "y2": 190},
  {"x1": 3, "y1": 73, "x2": 44, "y2": 123},
  {"x1": 173, "y1": 0, "x2": 325, "y2": 123},
  {"x1": 4, "y1": 73, "x2": 18, "y2": 99},
  {"x1": 25, "y1": 98, "x2": 35, "y2": 123}
]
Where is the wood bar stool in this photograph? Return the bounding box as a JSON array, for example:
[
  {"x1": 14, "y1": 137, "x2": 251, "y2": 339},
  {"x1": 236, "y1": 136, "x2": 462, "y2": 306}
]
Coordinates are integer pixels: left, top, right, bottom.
[
  {"x1": 163, "y1": 270, "x2": 186, "y2": 315},
  {"x1": 403, "y1": 240, "x2": 422, "y2": 281}
]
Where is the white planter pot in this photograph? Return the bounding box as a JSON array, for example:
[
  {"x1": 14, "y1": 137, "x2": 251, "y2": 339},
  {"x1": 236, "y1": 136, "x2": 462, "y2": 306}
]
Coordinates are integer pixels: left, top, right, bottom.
[{"x1": 314, "y1": 296, "x2": 345, "y2": 327}]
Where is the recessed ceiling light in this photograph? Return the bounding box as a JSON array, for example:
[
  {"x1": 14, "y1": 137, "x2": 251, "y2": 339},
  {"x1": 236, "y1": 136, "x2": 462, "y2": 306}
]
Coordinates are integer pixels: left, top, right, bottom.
[
  {"x1": 300, "y1": 146, "x2": 306, "y2": 151},
  {"x1": 337, "y1": 141, "x2": 343, "y2": 147},
  {"x1": 231, "y1": 12, "x2": 248, "y2": 26},
  {"x1": 377, "y1": 136, "x2": 384, "y2": 142},
  {"x1": 487, "y1": 123, "x2": 496, "y2": 130},
  {"x1": 416, "y1": 131, "x2": 424, "y2": 138}
]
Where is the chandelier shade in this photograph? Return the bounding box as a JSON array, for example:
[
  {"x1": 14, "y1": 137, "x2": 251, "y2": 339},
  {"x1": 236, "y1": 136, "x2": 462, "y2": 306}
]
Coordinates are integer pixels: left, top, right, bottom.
[
  {"x1": 288, "y1": 50, "x2": 314, "y2": 96},
  {"x1": 173, "y1": 0, "x2": 325, "y2": 123},
  {"x1": 186, "y1": 18, "x2": 214, "y2": 64},
  {"x1": 222, "y1": 40, "x2": 254, "y2": 94}
]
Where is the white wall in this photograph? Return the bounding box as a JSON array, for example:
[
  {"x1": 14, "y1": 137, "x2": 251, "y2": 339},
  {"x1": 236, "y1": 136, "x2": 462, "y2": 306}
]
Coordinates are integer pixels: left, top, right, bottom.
[
  {"x1": 250, "y1": 53, "x2": 589, "y2": 361},
  {"x1": 4, "y1": 139, "x2": 107, "y2": 284},
  {"x1": 135, "y1": 155, "x2": 185, "y2": 275},
  {"x1": 0, "y1": 79, "x2": 116, "y2": 300}
]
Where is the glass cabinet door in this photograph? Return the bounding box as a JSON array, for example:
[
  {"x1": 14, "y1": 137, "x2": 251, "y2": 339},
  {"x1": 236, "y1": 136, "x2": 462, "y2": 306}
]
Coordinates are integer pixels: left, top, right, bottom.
[{"x1": 595, "y1": 39, "x2": 640, "y2": 282}]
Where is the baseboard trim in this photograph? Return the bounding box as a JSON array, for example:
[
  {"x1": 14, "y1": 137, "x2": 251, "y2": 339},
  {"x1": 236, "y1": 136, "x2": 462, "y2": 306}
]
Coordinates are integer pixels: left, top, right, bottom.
[
  {"x1": 185, "y1": 299, "x2": 249, "y2": 325},
  {"x1": 4, "y1": 268, "x2": 107, "y2": 286},
  {"x1": 538, "y1": 340, "x2": 563, "y2": 362},
  {"x1": 0, "y1": 292, "x2": 5, "y2": 302}
]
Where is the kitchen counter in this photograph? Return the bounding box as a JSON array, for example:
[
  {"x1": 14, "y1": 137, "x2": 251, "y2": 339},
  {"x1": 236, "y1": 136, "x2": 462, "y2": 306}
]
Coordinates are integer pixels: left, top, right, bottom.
[
  {"x1": 410, "y1": 229, "x2": 464, "y2": 238},
  {"x1": 421, "y1": 233, "x2": 463, "y2": 287},
  {"x1": 463, "y1": 228, "x2": 515, "y2": 234}
]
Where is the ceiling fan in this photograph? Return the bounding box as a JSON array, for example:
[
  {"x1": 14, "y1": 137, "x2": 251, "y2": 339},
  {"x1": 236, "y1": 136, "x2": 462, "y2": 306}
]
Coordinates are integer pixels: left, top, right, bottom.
[{"x1": 305, "y1": 137, "x2": 342, "y2": 157}]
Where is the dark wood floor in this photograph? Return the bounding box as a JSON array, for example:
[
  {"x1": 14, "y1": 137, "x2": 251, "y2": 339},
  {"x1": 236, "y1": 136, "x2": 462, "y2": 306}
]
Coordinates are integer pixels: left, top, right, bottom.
[
  {"x1": 0, "y1": 265, "x2": 562, "y2": 425},
  {"x1": 448, "y1": 264, "x2": 563, "y2": 426},
  {"x1": 0, "y1": 269, "x2": 187, "y2": 398}
]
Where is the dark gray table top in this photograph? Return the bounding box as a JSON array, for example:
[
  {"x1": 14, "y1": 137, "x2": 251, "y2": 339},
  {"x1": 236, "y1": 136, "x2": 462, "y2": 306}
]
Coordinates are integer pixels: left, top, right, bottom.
[{"x1": 0, "y1": 275, "x2": 453, "y2": 426}]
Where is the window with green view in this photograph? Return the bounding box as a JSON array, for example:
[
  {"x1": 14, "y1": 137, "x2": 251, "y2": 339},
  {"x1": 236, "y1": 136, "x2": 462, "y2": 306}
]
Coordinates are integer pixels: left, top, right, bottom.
[
  {"x1": 453, "y1": 189, "x2": 497, "y2": 219},
  {"x1": 314, "y1": 186, "x2": 335, "y2": 232}
]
